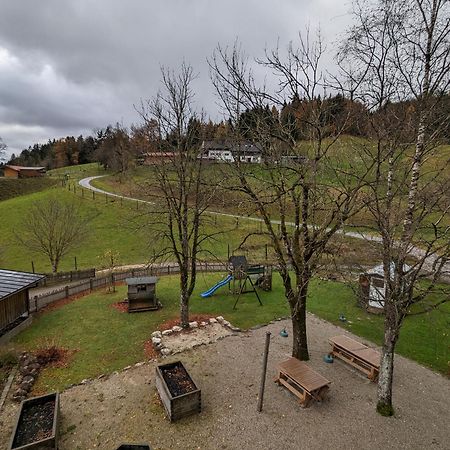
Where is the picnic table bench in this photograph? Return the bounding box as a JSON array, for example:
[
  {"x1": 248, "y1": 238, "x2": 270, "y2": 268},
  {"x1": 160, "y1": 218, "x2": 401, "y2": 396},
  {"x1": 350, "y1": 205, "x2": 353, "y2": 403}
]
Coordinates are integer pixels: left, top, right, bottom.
[
  {"x1": 328, "y1": 335, "x2": 380, "y2": 381},
  {"x1": 274, "y1": 357, "x2": 331, "y2": 408}
]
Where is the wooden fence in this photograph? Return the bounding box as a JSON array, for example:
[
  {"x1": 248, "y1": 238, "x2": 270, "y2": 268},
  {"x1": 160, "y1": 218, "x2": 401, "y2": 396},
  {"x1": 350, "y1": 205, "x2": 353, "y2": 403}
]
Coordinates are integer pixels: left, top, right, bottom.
[
  {"x1": 38, "y1": 268, "x2": 96, "y2": 287},
  {"x1": 29, "y1": 263, "x2": 227, "y2": 313}
]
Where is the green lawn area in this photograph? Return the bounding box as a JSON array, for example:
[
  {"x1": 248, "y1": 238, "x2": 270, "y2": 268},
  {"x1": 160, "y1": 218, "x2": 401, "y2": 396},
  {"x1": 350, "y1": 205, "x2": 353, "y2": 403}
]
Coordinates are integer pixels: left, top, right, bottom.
[
  {"x1": 13, "y1": 273, "x2": 449, "y2": 392},
  {"x1": 0, "y1": 168, "x2": 272, "y2": 272}
]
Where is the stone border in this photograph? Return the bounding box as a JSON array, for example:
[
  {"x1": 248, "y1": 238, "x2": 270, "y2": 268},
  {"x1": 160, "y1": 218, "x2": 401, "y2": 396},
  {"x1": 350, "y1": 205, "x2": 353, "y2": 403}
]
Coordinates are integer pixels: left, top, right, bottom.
[
  {"x1": 151, "y1": 316, "x2": 241, "y2": 357},
  {"x1": 0, "y1": 316, "x2": 33, "y2": 346},
  {"x1": 0, "y1": 367, "x2": 17, "y2": 412}
]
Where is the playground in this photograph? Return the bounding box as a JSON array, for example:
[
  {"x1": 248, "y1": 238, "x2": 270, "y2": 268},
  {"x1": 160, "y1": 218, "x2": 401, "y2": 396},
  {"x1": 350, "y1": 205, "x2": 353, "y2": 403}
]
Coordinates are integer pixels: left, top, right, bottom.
[{"x1": 1, "y1": 317, "x2": 448, "y2": 449}]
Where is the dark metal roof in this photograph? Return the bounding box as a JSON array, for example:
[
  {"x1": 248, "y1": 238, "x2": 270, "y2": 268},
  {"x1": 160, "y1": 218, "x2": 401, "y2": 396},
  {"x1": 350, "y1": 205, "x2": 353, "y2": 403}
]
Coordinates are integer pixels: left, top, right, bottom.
[
  {"x1": 0, "y1": 269, "x2": 45, "y2": 300},
  {"x1": 126, "y1": 276, "x2": 158, "y2": 285}
]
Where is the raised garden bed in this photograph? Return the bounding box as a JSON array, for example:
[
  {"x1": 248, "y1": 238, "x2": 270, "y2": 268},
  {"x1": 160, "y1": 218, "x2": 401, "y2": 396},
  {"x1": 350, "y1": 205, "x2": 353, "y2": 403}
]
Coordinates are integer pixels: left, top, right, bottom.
[
  {"x1": 155, "y1": 361, "x2": 201, "y2": 422},
  {"x1": 9, "y1": 392, "x2": 59, "y2": 450}
]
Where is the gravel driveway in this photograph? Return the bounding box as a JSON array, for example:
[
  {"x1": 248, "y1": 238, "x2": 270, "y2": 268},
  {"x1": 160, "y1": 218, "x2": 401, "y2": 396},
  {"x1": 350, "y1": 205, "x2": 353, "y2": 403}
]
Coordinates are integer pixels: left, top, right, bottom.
[{"x1": 1, "y1": 314, "x2": 448, "y2": 450}]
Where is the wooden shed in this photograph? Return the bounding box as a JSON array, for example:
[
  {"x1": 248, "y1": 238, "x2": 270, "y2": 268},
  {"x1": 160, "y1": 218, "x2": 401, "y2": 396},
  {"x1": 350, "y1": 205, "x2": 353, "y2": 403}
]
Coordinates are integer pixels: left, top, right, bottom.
[
  {"x1": 0, "y1": 269, "x2": 44, "y2": 333},
  {"x1": 3, "y1": 165, "x2": 46, "y2": 178},
  {"x1": 359, "y1": 263, "x2": 411, "y2": 313},
  {"x1": 125, "y1": 276, "x2": 160, "y2": 312}
]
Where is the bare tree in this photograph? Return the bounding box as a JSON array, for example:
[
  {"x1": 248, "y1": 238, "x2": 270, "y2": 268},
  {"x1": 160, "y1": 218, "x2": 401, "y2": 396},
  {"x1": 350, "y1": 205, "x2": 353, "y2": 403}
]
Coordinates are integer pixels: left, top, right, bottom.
[
  {"x1": 0, "y1": 137, "x2": 7, "y2": 164},
  {"x1": 137, "y1": 63, "x2": 225, "y2": 327},
  {"x1": 341, "y1": 0, "x2": 450, "y2": 415},
  {"x1": 17, "y1": 196, "x2": 91, "y2": 273},
  {"x1": 209, "y1": 36, "x2": 371, "y2": 360}
]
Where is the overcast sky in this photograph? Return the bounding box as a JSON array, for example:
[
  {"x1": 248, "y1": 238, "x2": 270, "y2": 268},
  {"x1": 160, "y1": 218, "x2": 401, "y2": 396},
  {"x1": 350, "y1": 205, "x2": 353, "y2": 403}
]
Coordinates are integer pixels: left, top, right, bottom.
[{"x1": 0, "y1": 0, "x2": 353, "y2": 157}]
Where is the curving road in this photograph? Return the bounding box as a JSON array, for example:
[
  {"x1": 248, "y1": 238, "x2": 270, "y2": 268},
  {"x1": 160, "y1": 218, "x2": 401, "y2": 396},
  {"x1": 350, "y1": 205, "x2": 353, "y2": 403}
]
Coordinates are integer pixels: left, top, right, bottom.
[{"x1": 79, "y1": 175, "x2": 448, "y2": 276}]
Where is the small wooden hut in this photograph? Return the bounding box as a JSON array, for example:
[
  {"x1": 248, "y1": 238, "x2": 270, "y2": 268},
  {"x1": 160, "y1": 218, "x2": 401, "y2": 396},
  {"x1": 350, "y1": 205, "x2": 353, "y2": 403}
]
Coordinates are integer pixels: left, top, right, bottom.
[
  {"x1": 125, "y1": 276, "x2": 159, "y2": 312},
  {"x1": 359, "y1": 263, "x2": 411, "y2": 313},
  {"x1": 0, "y1": 269, "x2": 44, "y2": 333}
]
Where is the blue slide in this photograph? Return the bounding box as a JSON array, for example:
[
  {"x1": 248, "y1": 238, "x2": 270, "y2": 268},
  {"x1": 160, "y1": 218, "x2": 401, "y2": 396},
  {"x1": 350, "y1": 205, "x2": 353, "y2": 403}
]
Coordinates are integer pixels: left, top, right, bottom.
[{"x1": 200, "y1": 275, "x2": 233, "y2": 298}]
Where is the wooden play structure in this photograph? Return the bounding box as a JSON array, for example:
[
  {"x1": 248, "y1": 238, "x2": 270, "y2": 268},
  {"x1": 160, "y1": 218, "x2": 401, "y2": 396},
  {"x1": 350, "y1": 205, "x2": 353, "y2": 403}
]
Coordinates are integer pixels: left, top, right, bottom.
[
  {"x1": 125, "y1": 276, "x2": 160, "y2": 312},
  {"x1": 228, "y1": 256, "x2": 272, "y2": 309},
  {"x1": 274, "y1": 357, "x2": 331, "y2": 408},
  {"x1": 328, "y1": 335, "x2": 380, "y2": 381}
]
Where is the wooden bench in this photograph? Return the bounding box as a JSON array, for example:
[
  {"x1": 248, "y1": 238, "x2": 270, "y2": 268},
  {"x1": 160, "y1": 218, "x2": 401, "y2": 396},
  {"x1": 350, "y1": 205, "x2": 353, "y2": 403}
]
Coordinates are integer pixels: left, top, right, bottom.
[
  {"x1": 328, "y1": 335, "x2": 380, "y2": 381},
  {"x1": 274, "y1": 357, "x2": 331, "y2": 408}
]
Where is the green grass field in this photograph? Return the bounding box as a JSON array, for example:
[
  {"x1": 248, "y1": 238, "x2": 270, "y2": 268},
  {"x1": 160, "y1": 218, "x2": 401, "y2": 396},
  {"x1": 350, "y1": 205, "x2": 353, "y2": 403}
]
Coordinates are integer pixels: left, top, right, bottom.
[
  {"x1": 0, "y1": 177, "x2": 57, "y2": 201},
  {"x1": 12, "y1": 273, "x2": 449, "y2": 392}
]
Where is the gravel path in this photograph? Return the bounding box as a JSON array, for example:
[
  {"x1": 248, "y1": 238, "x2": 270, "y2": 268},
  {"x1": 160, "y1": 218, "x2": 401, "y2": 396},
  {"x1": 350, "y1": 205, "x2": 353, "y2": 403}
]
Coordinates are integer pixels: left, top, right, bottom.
[{"x1": 1, "y1": 314, "x2": 448, "y2": 450}]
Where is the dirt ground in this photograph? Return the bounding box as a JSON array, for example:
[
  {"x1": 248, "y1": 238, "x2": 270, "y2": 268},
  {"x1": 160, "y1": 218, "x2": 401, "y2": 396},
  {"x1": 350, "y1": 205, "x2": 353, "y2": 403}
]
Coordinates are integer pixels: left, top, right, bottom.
[{"x1": 1, "y1": 314, "x2": 449, "y2": 450}]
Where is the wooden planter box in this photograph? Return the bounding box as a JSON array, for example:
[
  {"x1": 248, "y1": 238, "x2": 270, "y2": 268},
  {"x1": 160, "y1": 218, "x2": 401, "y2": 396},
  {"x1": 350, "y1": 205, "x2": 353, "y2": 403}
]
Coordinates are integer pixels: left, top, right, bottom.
[
  {"x1": 9, "y1": 392, "x2": 59, "y2": 450},
  {"x1": 116, "y1": 445, "x2": 152, "y2": 450},
  {"x1": 155, "y1": 361, "x2": 201, "y2": 422}
]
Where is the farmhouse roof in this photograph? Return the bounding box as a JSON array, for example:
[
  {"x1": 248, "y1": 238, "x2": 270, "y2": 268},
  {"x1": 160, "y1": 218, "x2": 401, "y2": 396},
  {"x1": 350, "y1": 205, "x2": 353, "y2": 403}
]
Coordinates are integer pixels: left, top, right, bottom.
[
  {"x1": 126, "y1": 276, "x2": 159, "y2": 285},
  {"x1": 4, "y1": 165, "x2": 46, "y2": 171},
  {"x1": 0, "y1": 269, "x2": 45, "y2": 300},
  {"x1": 201, "y1": 140, "x2": 262, "y2": 154}
]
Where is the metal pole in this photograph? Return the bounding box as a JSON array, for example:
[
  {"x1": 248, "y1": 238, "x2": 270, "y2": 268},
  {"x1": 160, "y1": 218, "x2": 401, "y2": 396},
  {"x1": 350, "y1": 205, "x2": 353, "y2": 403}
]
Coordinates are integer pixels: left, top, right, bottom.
[
  {"x1": 74, "y1": 256, "x2": 78, "y2": 271},
  {"x1": 31, "y1": 261, "x2": 35, "y2": 273},
  {"x1": 257, "y1": 331, "x2": 271, "y2": 412}
]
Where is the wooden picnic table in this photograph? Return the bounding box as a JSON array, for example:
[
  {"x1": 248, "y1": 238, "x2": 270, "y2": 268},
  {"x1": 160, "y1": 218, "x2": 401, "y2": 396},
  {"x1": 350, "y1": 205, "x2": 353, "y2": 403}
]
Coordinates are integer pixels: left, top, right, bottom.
[
  {"x1": 274, "y1": 357, "x2": 331, "y2": 408},
  {"x1": 328, "y1": 335, "x2": 380, "y2": 381}
]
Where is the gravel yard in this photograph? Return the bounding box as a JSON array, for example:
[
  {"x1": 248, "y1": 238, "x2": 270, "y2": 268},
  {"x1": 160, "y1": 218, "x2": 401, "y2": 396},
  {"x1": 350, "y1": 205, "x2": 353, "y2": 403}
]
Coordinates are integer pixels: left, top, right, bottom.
[{"x1": 0, "y1": 313, "x2": 448, "y2": 450}]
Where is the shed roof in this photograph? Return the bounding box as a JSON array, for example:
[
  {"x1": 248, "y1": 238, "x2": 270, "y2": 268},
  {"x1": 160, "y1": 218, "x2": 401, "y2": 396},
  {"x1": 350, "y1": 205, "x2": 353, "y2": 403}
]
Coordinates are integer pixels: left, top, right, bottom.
[
  {"x1": 0, "y1": 269, "x2": 45, "y2": 300},
  {"x1": 125, "y1": 276, "x2": 158, "y2": 285},
  {"x1": 367, "y1": 262, "x2": 412, "y2": 278},
  {"x1": 4, "y1": 165, "x2": 46, "y2": 171}
]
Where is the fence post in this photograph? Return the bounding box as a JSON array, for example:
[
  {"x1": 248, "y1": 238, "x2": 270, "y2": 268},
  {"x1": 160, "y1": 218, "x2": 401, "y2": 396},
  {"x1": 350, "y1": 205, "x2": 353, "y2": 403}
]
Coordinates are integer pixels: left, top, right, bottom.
[
  {"x1": 92, "y1": 191, "x2": 95, "y2": 200},
  {"x1": 89, "y1": 278, "x2": 93, "y2": 292},
  {"x1": 31, "y1": 261, "x2": 35, "y2": 273},
  {"x1": 65, "y1": 285, "x2": 69, "y2": 298},
  {"x1": 265, "y1": 244, "x2": 268, "y2": 261},
  {"x1": 168, "y1": 265, "x2": 170, "y2": 275},
  {"x1": 74, "y1": 256, "x2": 78, "y2": 271}
]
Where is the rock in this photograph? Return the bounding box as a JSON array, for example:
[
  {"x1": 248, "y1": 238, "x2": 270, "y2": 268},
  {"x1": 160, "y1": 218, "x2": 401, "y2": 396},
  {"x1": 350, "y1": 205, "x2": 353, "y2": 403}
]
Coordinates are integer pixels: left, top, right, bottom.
[
  {"x1": 172, "y1": 326, "x2": 182, "y2": 333},
  {"x1": 231, "y1": 327, "x2": 241, "y2": 332},
  {"x1": 200, "y1": 321, "x2": 207, "y2": 327},
  {"x1": 22, "y1": 375, "x2": 34, "y2": 385},
  {"x1": 81, "y1": 379, "x2": 89, "y2": 385},
  {"x1": 151, "y1": 331, "x2": 162, "y2": 339},
  {"x1": 216, "y1": 316, "x2": 225, "y2": 323},
  {"x1": 189, "y1": 321, "x2": 198, "y2": 328},
  {"x1": 162, "y1": 329, "x2": 173, "y2": 336},
  {"x1": 151, "y1": 337, "x2": 162, "y2": 345},
  {"x1": 161, "y1": 348, "x2": 171, "y2": 356},
  {"x1": 209, "y1": 318, "x2": 218, "y2": 324},
  {"x1": 123, "y1": 365, "x2": 132, "y2": 371},
  {"x1": 19, "y1": 382, "x2": 32, "y2": 392},
  {"x1": 223, "y1": 320, "x2": 231, "y2": 327},
  {"x1": 134, "y1": 362, "x2": 145, "y2": 367}
]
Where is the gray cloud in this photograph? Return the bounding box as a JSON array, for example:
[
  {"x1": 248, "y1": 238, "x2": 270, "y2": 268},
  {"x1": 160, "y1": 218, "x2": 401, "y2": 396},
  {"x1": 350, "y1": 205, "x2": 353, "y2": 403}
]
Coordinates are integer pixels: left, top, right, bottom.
[{"x1": 0, "y1": 0, "x2": 352, "y2": 157}]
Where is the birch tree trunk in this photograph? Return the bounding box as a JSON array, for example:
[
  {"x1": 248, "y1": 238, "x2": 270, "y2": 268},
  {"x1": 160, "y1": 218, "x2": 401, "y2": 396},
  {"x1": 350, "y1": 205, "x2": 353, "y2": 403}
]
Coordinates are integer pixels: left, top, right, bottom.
[{"x1": 376, "y1": 317, "x2": 400, "y2": 416}]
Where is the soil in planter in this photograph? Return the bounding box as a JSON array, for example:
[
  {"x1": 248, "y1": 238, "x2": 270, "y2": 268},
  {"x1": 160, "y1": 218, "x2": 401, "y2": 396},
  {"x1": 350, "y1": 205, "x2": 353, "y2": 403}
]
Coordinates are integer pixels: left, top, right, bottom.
[
  {"x1": 161, "y1": 365, "x2": 196, "y2": 397},
  {"x1": 13, "y1": 399, "x2": 55, "y2": 448}
]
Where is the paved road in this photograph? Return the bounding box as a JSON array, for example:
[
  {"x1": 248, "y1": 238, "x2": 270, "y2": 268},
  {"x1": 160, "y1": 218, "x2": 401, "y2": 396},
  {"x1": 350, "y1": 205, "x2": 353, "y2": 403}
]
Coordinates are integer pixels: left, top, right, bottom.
[{"x1": 79, "y1": 175, "x2": 448, "y2": 276}]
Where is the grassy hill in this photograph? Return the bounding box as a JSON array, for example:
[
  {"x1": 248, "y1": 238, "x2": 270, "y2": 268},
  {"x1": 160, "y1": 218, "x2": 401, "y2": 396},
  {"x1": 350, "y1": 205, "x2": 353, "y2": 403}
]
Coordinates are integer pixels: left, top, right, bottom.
[{"x1": 0, "y1": 177, "x2": 57, "y2": 201}]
